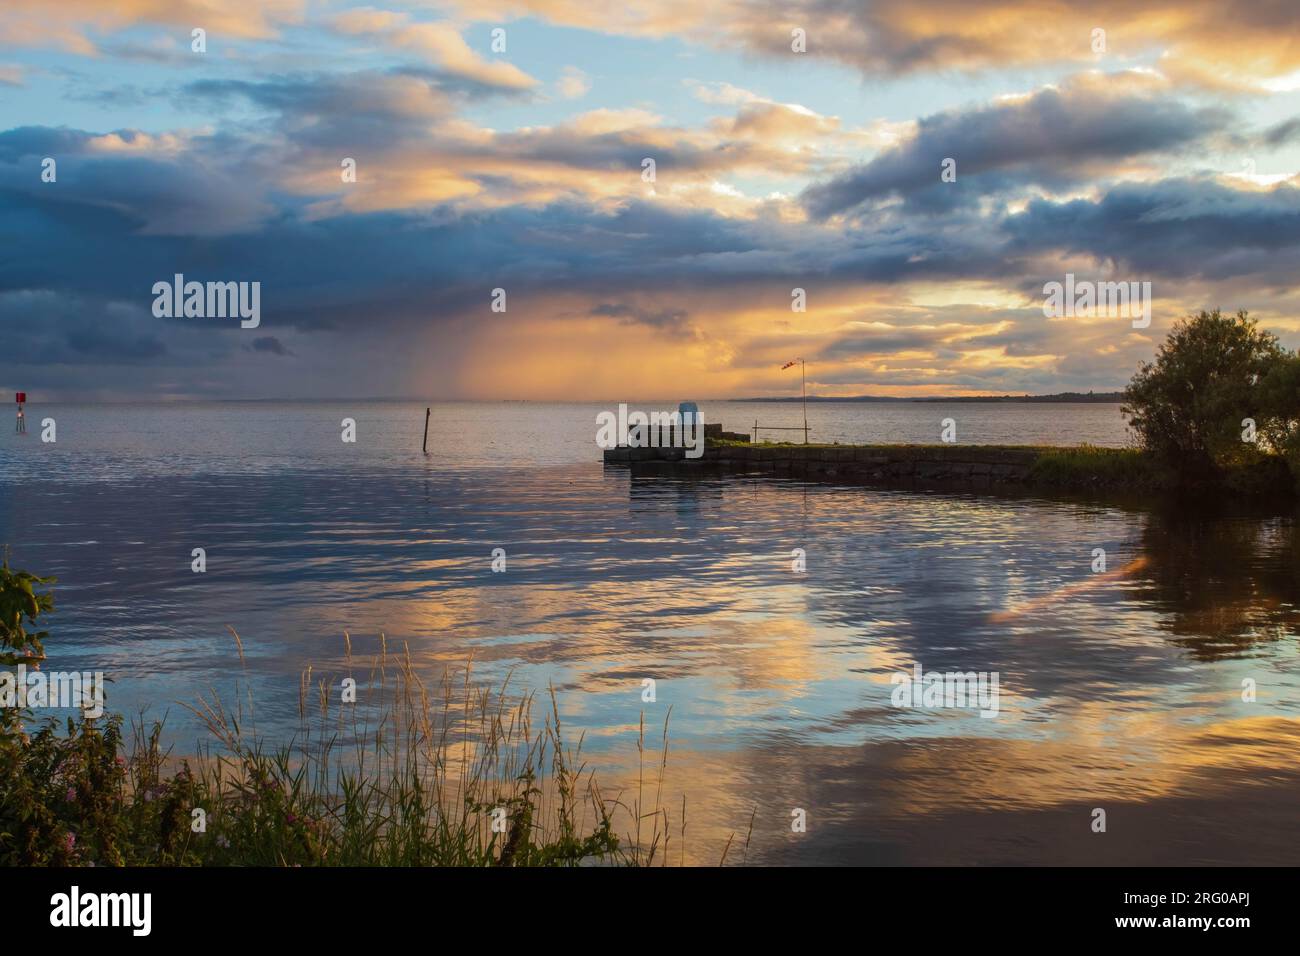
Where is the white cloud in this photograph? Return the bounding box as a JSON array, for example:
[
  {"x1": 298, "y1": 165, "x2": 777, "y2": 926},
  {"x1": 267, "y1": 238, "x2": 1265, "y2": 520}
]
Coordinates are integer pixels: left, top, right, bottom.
[{"x1": 556, "y1": 66, "x2": 590, "y2": 99}]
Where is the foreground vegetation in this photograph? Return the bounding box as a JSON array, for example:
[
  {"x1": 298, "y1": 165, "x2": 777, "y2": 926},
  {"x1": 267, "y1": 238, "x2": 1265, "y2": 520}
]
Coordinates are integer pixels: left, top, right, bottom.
[{"x1": 0, "y1": 562, "x2": 679, "y2": 866}]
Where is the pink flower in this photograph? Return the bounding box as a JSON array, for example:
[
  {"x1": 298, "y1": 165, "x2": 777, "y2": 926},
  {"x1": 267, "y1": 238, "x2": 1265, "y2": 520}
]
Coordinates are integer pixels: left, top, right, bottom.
[
  {"x1": 65, "y1": 788, "x2": 76, "y2": 803},
  {"x1": 64, "y1": 832, "x2": 76, "y2": 852}
]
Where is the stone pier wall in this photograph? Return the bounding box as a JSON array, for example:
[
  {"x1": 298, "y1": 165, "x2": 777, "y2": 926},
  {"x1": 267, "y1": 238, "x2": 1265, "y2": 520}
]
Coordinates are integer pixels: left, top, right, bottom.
[{"x1": 603, "y1": 441, "x2": 1042, "y2": 487}]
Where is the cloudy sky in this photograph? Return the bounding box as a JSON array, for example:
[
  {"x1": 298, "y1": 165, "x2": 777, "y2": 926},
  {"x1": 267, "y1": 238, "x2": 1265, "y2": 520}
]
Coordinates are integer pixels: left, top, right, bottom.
[{"x1": 2, "y1": 0, "x2": 1300, "y2": 400}]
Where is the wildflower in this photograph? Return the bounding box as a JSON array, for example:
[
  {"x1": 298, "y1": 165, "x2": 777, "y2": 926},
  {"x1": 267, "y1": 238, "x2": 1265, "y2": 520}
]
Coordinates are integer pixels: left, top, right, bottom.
[
  {"x1": 64, "y1": 832, "x2": 76, "y2": 852},
  {"x1": 65, "y1": 787, "x2": 76, "y2": 803},
  {"x1": 216, "y1": 835, "x2": 230, "y2": 849}
]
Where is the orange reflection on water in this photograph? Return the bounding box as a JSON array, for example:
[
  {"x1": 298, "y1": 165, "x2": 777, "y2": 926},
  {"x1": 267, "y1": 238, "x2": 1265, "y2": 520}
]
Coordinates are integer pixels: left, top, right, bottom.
[
  {"x1": 587, "y1": 713, "x2": 1300, "y2": 864},
  {"x1": 988, "y1": 556, "x2": 1150, "y2": 624}
]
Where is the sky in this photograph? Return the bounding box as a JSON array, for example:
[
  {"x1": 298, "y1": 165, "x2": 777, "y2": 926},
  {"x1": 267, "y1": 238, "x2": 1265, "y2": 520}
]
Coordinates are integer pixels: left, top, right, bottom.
[{"x1": 2, "y1": 0, "x2": 1300, "y2": 401}]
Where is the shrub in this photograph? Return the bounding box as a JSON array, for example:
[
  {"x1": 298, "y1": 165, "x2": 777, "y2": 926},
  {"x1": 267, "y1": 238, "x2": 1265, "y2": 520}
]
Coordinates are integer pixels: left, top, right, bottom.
[
  {"x1": 0, "y1": 560, "x2": 53, "y2": 667},
  {"x1": 1122, "y1": 309, "x2": 1292, "y2": 475}
]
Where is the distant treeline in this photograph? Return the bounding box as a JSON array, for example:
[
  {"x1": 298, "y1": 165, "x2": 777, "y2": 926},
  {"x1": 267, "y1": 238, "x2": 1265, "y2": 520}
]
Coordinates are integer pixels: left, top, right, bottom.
[{"x1": 736, "y1": 392, "x2": 1125, "y2": 404}]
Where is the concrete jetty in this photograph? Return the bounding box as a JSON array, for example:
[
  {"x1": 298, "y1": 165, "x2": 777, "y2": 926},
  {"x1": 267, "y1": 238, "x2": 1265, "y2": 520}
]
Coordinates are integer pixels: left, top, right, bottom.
[{"x1": 604, "y1": 435, "x2": 1040, "y2": 486}]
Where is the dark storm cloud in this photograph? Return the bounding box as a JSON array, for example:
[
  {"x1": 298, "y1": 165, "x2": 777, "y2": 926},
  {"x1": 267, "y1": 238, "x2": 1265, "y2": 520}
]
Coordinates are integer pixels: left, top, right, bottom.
[
  {"x1": 0, "y1": 291, "x2": 199, "y2": 368},
  {"x1": 802, "y1": 83, "x2": 1231, "y2": 218},
  {"x1": 0, "y1": 126, "x2": 273, "y2": 236},
  {"x1": 1001, "y1": 177, "x2": 1300, "y2": 281}
]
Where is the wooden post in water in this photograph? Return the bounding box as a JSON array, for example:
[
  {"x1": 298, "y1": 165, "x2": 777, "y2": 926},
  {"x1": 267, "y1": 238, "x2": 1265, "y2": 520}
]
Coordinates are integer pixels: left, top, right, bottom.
[
  {"x1": 801, "y1": 359, "x2": 808, "y2": 444},
  {"x1": 422, "y1": 406, "x2": 430, "y2": 454}
]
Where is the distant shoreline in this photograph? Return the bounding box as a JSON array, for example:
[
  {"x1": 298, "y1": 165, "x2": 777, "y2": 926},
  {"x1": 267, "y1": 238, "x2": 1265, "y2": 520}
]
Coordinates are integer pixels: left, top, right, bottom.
[
  {"x1": 734, "y1": 392, "x2": 1124, "y2": 404},
  {"x1": 4, "y1": 394, "x2": 1126, "y2": 405}
]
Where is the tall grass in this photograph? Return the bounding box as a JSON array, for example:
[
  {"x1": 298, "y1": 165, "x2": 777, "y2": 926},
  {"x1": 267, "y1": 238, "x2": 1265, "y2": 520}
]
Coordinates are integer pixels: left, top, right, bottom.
[
  {"x1": 1026, "y1": 445, "x2": 1163, "y2": 488},
  {"x1": 172, "y1": 632, "x2": 680, "y2": 866},
  {"x1": 3, "y1": 629, "x2": 682, "y2": 866}
]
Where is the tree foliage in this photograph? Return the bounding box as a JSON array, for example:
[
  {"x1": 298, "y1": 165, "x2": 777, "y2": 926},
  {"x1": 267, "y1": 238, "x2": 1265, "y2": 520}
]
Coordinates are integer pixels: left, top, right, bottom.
[
  {"x1": 0, "y1": 560, "x2": 54, "y2": 667},
  {"x1": 1123, "y1": 309, "x2": 1297, "y2": 476}
]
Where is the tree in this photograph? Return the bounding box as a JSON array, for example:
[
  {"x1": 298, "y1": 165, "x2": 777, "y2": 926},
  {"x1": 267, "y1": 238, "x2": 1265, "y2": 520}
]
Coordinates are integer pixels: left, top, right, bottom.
[
  {"x1": 1123, "y1": 309, "x2": 1291, "y2": 474},
  {"x1": 1258, "y1": 352, "x2": 1300, "y2": 480}
]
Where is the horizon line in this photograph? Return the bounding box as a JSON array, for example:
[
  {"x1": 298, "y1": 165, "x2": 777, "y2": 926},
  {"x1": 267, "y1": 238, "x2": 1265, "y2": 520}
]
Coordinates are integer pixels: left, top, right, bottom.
[{"x1": 4, "y1": 391, "x2": 1127, "y2": 405}]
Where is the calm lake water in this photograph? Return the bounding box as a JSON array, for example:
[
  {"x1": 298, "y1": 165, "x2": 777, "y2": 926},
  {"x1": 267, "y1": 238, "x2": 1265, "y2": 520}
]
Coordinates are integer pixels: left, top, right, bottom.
[{"x1": 2, "y1": 401, "x2": 1298, "y2": 864}]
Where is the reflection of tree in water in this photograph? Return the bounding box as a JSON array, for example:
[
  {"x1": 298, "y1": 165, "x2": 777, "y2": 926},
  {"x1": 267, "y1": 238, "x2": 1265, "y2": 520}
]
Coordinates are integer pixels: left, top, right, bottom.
[{"x1": 1137, "y1": 504, "x2": 1300, "y2": 660}]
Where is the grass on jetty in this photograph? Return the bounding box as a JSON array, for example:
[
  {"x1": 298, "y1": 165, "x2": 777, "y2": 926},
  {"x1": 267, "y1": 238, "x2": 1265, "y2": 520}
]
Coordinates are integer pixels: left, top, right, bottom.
[
  {"x1": 1026, "y1": 445, "x2": 1164, "y2": 489},
  {"x1": 708, "y1": 438, "x2": 1292, "y2": 494},
  {"x1": 2, "y1": 571, "x2": 682, "y2": 866}
]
